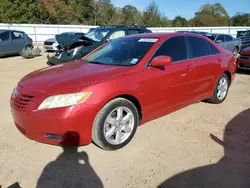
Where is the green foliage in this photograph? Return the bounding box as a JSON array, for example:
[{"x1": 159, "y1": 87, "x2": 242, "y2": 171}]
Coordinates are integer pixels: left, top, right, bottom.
[
  {"x1": 193, "y1": 3, "x2": 230, "y2": 26},
  {"x1": 0, "y1": 0, "x2": 249, "y2": 27},
  {"x1": 231, "y1": 12, "x2": 250, "y2": 26},
  {"x1": 172, "y1": 16, "x2": 188, "y2": 27}
]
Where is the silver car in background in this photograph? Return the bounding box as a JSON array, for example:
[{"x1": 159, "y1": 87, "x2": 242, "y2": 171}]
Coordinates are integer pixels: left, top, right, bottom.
[
  {"x1": 0, "y1": 29, "x2": 33, "y2": 57},
  {"x1": 204, "y1": 33, "x2": 242, "y2": 56},
  {"x1": 43, "y1": 32, "x2": 85, "y2": 51}
]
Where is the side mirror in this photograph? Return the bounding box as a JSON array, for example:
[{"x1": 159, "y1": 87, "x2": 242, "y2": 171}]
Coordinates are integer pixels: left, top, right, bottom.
[
  {"x1": 151, "y1": 56, "x2": 172, "y2": 67},
  {"x1": 216, "y1": 40, "x2": 222, "y2": 43}
]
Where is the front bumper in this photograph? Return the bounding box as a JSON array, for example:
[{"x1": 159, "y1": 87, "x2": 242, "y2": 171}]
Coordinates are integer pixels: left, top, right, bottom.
[
  {"x1": 10, "y1": 87, "x2": 97, "y2": 146},
  {"x1": 44, "y1": 45, "x2": 58, "y2": 51},
  {"x1": 237, "y1": 55, "x2": 250, "y2": 70}
]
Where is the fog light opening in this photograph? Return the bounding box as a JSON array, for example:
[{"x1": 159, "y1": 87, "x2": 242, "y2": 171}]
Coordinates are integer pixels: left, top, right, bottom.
[{"x1": 46, "y1": 133, "x2": 62, "y2": 140}]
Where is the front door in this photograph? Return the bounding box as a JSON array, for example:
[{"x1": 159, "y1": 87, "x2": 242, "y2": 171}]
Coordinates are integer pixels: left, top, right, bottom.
[
  {"x1": 142, "y1": 36, "x2": 195, "y2": 120},
  {"x1": 0, "y1": 31, "x2": 12, "y2": 56}
]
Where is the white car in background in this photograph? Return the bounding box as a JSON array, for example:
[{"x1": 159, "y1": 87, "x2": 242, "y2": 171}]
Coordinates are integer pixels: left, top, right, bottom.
[{"x1": 43, "y1": 32, "x2": 85, "y2": 51}]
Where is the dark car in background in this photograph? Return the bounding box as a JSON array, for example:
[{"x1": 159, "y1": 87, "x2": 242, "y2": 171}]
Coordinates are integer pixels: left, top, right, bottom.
[
  {"x1": 0, "y1": 29, "x2": 33, "y2": 57},
  {"x1": 47, "y1": 25, "x2": 152, "y2": 66},
  {"x1": 237, "y1": 46, "x2": 250, "y2": 71},
  {"x1": 203, "y1": 33, "x2": 242, "y2": 56},
  {"x1": 237, "y1": 30, "x2": 250, "y2": 49},
  {"x1": 43, "y1": 32, "x2": 85, "y2": 51}
]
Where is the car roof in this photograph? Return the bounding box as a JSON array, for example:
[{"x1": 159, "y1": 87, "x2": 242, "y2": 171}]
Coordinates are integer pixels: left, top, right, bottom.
[
  {"x1": 121, "y1": 32, "x2": 211, "y2": 39},
  {"x1": 94, "y1": 25, "x2": 148, "y2": 30},
  {"x1": 0, "y1": 29, "x2": 24, "y2": 33},
  {"x1": 205, "y1": 33, "x2": 231, "y2": 36}
]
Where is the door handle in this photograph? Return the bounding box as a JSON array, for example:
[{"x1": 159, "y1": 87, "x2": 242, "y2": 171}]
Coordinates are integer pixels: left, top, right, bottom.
[
  {"x1": 185, "y1": 66, "x2": 193, "y2": 71},
  {"x1": 180, "y1": 73, "x2": 187, "y2": 77}
]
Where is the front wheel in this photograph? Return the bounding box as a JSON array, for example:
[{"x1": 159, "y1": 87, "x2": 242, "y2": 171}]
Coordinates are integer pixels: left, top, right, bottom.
[
  {"x1": 207, "y1": 73, "x2": 230, "y2": 104},
  {"x1": 92, "y1": 98, "x2": 139, "y2": 150}
]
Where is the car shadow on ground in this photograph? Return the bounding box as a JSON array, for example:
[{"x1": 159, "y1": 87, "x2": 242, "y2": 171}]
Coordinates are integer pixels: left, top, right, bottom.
[
  {"x1": 36, "y1": 132, "x2": 103, "y2": 188},
  {"x1": 158, "y1": 108, "x2": 250, "y2": 188},
  {"x1": 236, "y1": 69, "x2": 250, "y2": 75}
]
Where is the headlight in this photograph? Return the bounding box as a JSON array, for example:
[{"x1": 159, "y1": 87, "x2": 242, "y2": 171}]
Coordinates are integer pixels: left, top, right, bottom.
[
  {"x1": 53, "y1": 41, "x2": 59, "y2": 46},
  {"x1": 37, "y1": 91, "x2": 92, "y2": 110}
]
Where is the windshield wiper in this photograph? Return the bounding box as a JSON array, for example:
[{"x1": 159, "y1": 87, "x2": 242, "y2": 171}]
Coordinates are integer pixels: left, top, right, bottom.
[{"x1": 81, "y1": 60, "x2": 105, "y2": 65}]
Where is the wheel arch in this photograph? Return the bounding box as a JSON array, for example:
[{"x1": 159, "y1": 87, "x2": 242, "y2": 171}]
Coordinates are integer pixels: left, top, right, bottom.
[
  {"x1": 224, "y1": 71, "x2": 232, "y2": 86},
  {"x1": 105, "y1": 94, "x2": 143, "y2": 121}
]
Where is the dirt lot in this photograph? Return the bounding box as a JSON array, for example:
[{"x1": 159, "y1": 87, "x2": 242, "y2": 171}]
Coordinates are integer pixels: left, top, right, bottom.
[{"x1": 0, "y1": 53, "x2": 250, "y2": 188}]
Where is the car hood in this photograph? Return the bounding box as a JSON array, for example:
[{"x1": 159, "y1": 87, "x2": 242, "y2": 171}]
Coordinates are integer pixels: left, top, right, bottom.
[
  {"x1": 45, "y1": 38, "x2": 56, "y2": 42},
  {"x1": 237, "y1": 35, "x2": 250, "y2": 40},
  {"x1": 19, "y1": 61, "x2": 131, "y2": 94},
  {"x1": 56, "y1": 33, "x2": 95, "y2": 49},
  {"x1": 240, "y1": 46, "x2": 250, "y2": 55}
]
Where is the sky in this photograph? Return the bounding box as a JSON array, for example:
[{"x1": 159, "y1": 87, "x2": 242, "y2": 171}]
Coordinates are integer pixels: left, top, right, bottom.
[{"x1": 112, "y1": 0, "x2": 250, "y2": 20}]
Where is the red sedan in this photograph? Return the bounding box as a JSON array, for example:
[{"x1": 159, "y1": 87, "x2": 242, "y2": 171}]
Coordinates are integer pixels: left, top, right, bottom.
[
  {"x1": 10, "y1": 32, "x2": 236, "y2": 150},
  {"x1": 237, "y1": 46, "x2": 250, "y2": 70}
]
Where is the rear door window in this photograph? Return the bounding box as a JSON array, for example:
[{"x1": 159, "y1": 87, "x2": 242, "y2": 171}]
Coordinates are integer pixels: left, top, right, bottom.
[
  {"x1": 11, "y1": 31, "x2": 25, "y2": 40},
  {"x1": 215, "y1": 35, "x2": 225, "y2": 43},
  {"x1": 187, "y1": 36, "x2": 210, "y2": 58},
  {"x1": 153, "y1": 36, "x2": 188, "y2": 62},
  {"x1": 225, "y1": 35, "x2": 233, "y2": 42}
]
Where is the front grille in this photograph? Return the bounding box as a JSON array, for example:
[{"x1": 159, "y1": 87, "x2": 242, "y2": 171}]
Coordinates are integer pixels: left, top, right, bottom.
[
  {"x1": 11, "y1": 94, "x2": 34, "y2": 111},
  {"x1": 239, "y1": 62, "x2": 250, "y2": 68},
  {"x1": 240, "y1": 55, "x2": 250, "y2": 60},
  {"x1": 44, "y1": 41, "x2": 54, "y2": 45}
]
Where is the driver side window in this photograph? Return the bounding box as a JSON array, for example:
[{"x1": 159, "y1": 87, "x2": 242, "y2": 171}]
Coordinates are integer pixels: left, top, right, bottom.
[
  {"x1": 153, "y1": 36, "x2": 188, "y2": 62},
  {"x1": 109, "y1": 30, "x2": 126, "y2": 40}
]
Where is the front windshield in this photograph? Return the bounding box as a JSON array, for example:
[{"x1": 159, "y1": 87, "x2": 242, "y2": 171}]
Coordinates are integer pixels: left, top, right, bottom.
[
  {"x1": 244, "y1": 30, "x2": 250, "y2": 36},
  {"x1": 85, "y1": 29, "x2": 110, "y2": 42},
  {"x1": 84, "y1": 37, "x2": 158, "y2": 66}
]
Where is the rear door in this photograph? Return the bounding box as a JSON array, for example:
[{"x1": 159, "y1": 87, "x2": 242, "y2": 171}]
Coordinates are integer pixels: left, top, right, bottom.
[
  {"x1": 0, "y1": 31, "x2": 12, "y2": 56},
  {"x1": 215, "y1": 34, "x2": 227, "y2": 50},
  {"x1": 224, "y1": 35, "x2": 235, "y2": 52},
  {"x1": 10, "y1": 31, "x2": 26, "y2": 53},
  {"x1": 143, "y1": 36, "x2": 196, "y2": 118},
  {"x1": 186, "y1": 36, "x2": 221, "y2": 100}
]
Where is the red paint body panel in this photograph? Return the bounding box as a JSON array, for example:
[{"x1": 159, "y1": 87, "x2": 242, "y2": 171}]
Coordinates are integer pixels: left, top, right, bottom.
[
  {"x1": 237, "y1": 47, "x2": 250, "y2": 70},
  {"x1": 10, "y1": 33, "x2": 236, "y2": 146}
]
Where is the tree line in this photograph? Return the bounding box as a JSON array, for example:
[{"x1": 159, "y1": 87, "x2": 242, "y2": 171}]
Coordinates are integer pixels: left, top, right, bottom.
[{"x1": 0, "y1": 0, "x2": 250, "y2": 27}]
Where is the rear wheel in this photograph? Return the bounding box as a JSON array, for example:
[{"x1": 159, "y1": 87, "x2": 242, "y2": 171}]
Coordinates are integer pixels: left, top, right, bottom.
[
  {"x1": 92, "y1": 98, "x2": 139, "y2": 150},
  {"x1": 207, "y1": 73, "x2": 229, "y2": 104}
]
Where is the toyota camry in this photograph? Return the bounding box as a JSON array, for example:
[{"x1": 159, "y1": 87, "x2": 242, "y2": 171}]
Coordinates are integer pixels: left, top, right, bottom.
[{"x1": 10, "y1": 32, "x2": 236, "y2": 150}]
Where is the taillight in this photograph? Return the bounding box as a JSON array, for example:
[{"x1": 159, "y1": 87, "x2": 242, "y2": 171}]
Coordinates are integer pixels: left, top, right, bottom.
[{"x1": 28, "y1": 36, "x2": 33, "y2": 41}]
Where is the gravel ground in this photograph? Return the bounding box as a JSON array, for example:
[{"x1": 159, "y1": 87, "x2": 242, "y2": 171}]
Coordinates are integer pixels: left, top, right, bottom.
[{"x1": 0, "y1": 53, "x2": 250, "y2": 188}]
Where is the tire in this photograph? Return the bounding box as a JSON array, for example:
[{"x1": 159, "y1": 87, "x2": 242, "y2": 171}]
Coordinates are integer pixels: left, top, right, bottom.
[
  {"x1": 92, "y1": 98, "x2": 139, "y2": 150},
  {"x1": 207, "y1": 73, "x2": 230, "y2": 104}
]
